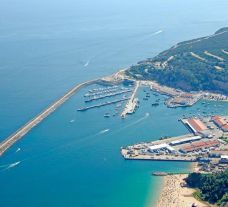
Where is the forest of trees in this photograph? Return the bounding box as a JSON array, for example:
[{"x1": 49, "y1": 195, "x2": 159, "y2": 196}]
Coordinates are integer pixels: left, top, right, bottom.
[{"x1": 185, "y1": 170, "x2": 228, "y2": 206}]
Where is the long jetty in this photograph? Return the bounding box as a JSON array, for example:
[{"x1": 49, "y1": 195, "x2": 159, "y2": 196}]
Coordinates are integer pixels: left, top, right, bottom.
[
  {"x1": 0, "y1": 78, "x2": 101, "y2": 156},
  {"x1": 121, "y1": 81, "x2": 140, "y2": 118},
  {"x1": 78, "y1": 97, "x2": 129, "y2": 111},
  {"x1": 85, "y1": 89, "x2": 132, "y2": 102}
]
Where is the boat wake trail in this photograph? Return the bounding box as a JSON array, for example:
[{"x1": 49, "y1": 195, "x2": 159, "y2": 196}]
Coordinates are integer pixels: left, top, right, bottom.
[
  {"x1": 7, "y1": 161, "x2": 21, "y2": 169},
  {"x1": 0, "y1": 164, "x2": 9, "y2": 168},
  {"x1": 128, "y1": 113, "x2": 150, "y2": 126},
  {"x1": 84, "y1": 60, "x2": 90, "y2": 67},
  {"x1": 99, "y1": 129, "x2": 110, "y2": 134},
  {"x1": 16, "y1": 147, "x2": 21, "y2": 153},
  {"x1": 118, "y1": 113, "x2": 150, "y2": 132},
  {"x1": 0, "y1": 161, "x2": 21, "y2": 172},
  {"x1": 151, "y1": 30, "x2": 163, "y2": 36}
]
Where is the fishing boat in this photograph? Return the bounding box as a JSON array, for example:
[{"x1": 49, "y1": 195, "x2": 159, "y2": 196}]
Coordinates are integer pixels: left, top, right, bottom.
[
  {"x1": 151, "y1": 103, "x2": 159, "y2": 106},
  {"x1": 104, "y1": 113, "x2": 110, "y2": 118},
  {"x1": 151, "y1": 171, "x2": 168, "y2": 176}
]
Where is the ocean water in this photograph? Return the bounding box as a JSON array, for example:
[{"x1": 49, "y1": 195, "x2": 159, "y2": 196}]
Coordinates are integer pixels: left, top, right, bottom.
[{"x1": 0, "y1": 0, "x2": 228, "y2": 206}]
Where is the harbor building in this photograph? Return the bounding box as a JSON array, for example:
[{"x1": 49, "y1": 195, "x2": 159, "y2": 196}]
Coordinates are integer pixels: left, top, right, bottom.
[
  {"x1": 180, "y1": 139, "x2": 220, "y2": 153},
  {"x1": 184, "y1": 118, "x2": 211, "y2": 137},
  {"x1": 170, "y1": 135, "x2": 202, "y2": 146},
  {"x1": 149, "y1": 143, "x2": 175, "y2": 153},
  {"x1": 211, "y1": 116, "x2": 228, "y2": 132}
]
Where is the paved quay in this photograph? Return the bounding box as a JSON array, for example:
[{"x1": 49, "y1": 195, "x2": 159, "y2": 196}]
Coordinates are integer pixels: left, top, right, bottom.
[{"x1": 121, "y1": 81, "x2": 140, "y2": 118}]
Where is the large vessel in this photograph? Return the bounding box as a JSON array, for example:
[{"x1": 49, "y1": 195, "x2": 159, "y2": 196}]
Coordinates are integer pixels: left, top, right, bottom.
[
  {"x1": 151, "y1": 172, "x2": 168, "y2": 176},
  {"x1": 104, "y1": 113, "x2": 111, "y2": 118}
]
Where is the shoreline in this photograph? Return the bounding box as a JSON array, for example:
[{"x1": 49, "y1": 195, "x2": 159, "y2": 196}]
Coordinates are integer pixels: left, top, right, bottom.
[{"x1": 153, "y1": 164, "x2": 213, "y2": 207}]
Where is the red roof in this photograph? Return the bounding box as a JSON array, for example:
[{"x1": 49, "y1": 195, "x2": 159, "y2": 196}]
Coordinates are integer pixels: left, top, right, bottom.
[
  {"x1": 222, "y1": 124, "x2": 228, "y2": 130},
  {"x1": 187, "y1": 118, "x2": 207, "y2": 132},
  {"x1": 211, "y1": 116, "x2": 227, "y2": 127},
  {"x1": 181, "y1": 140, "x2": 220, "y2": 152}
]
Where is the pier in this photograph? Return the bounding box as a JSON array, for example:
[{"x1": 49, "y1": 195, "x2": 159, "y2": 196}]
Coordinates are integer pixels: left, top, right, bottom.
[
  {"x1": 121, "y1": 148, "x2": 197, "y2": 162},
  {"x1": 121, "y1": 81, "x2": 140, "y2": 118},
  {"x1": 78, "y1": 97, "x2": 129, "y2": 111},
  {"x1": 85, "y1": 89, "x2": 132, "y2": 102},
  {"x1": 84, "y1": 86, "x2": 119, "y2": 97},
  {"x1": 0, "y1": 78, "x2": 101, "y2": 156}
]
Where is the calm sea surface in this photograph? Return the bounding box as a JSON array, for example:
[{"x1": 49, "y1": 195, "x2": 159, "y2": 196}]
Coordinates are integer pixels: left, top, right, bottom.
[{"x1": 0, "y1": 0, "x2": 228, "y2": 206}]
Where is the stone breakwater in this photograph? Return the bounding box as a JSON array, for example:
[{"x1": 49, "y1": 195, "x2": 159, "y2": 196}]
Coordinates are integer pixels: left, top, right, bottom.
[
  {"x1": 0, "y1": 67, "x2": 128, "y2": 157},
  {"x1": 0, "y1": 78, "x2": 102, "y2": 156}
]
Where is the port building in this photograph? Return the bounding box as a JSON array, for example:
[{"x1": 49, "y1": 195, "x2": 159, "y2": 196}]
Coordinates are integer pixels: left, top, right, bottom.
[
  {"x1": 180, "y1": 139, "x2": 220, "y2": 153},
  {"x1": 184, "y1": 118, "x2": 211, "y2": 137},
  {"x1": 149, "y1": 143, "x2": 175, "y2": 153},
  {"x1": 170, "y1": 135, "x2": 202, "y2": 146},
  {"x1": 211, "y1": 116, "x2": 228, "y2": 132},
  {"x1": 186, "y1": 118, "x2": 207, "y2": 132}
]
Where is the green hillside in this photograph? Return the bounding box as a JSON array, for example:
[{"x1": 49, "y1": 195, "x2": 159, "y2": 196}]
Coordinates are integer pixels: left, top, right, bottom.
[
  {"x1": 185, "y1": 171, "x2": 228, "y2": 206},
  {"x1": 127, "y1": 27, "x2": 228, "y2": 94}
]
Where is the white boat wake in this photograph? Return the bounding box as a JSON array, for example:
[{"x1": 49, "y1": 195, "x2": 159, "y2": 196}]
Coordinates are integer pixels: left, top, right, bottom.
[
  {"x1": 0, "y1": 164, "x2": 9, "y2": 168},
  {"x1": 16, "y1": 147, "x2": 21, "y2": 153},
  {"x1": 84, "y1": 60, "x2": 90, "y2": 67},
  {"x1": 0, "y1": 161, "x2": 21, "y2": 172},
  {"x1": 99, "y1": 129, "x2": 110, "y2": 134},
  {"x1": 119, "y1": 113, "x2": 150, "y2": 131},
  {"x1": 70, "y1": 119, "x2": 75, "y2": 123},
  {"x1": 7, "y1": 161, "x2": 21, "y2": 169},
  {"x1": 151, "y1": 30, "x2": 163, "y2": 36}
]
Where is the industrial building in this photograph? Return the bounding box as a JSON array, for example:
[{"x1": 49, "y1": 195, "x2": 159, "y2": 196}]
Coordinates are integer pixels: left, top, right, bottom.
[
  {"x1": 149, "y1": 143, "x2": 175, "y2": 153},
  {"x1": 186, "y1": 118, "x2": 207, "y2": 133},
  {"x1": 211, "y1": 116, "x2": 228, "y2": 132},
  {"x1": 170, "y1": 135, "x2": 201, "y2": 146},
  {"x1": 183, "y1": 118, "x2": 213, "y2": 137},
  {"x1": 180, "y1": 139, "x2": 220, "y2": 153}
]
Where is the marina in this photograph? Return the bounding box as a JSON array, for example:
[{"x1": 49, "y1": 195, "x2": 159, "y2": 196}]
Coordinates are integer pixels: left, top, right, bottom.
[
  {"x1": 84, "y1": 86, "x2": 119, "y2": 97},
  {"x1": 84, "y1": 88, "x2": 132, "y2": 102},
  {"x1": 77, "y1": 97, "x2": 130, "y2": 111}
]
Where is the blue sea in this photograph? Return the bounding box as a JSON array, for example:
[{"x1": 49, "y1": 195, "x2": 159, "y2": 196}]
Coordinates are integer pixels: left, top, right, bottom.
[{"x1": 0, "y1": 0, "x2": 228, "y2": 206}]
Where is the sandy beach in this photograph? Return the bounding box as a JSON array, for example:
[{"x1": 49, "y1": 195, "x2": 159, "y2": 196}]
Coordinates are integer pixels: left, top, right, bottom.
[{"x1": 155, "y1": 174, "x2": 212, "y2": 207}]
